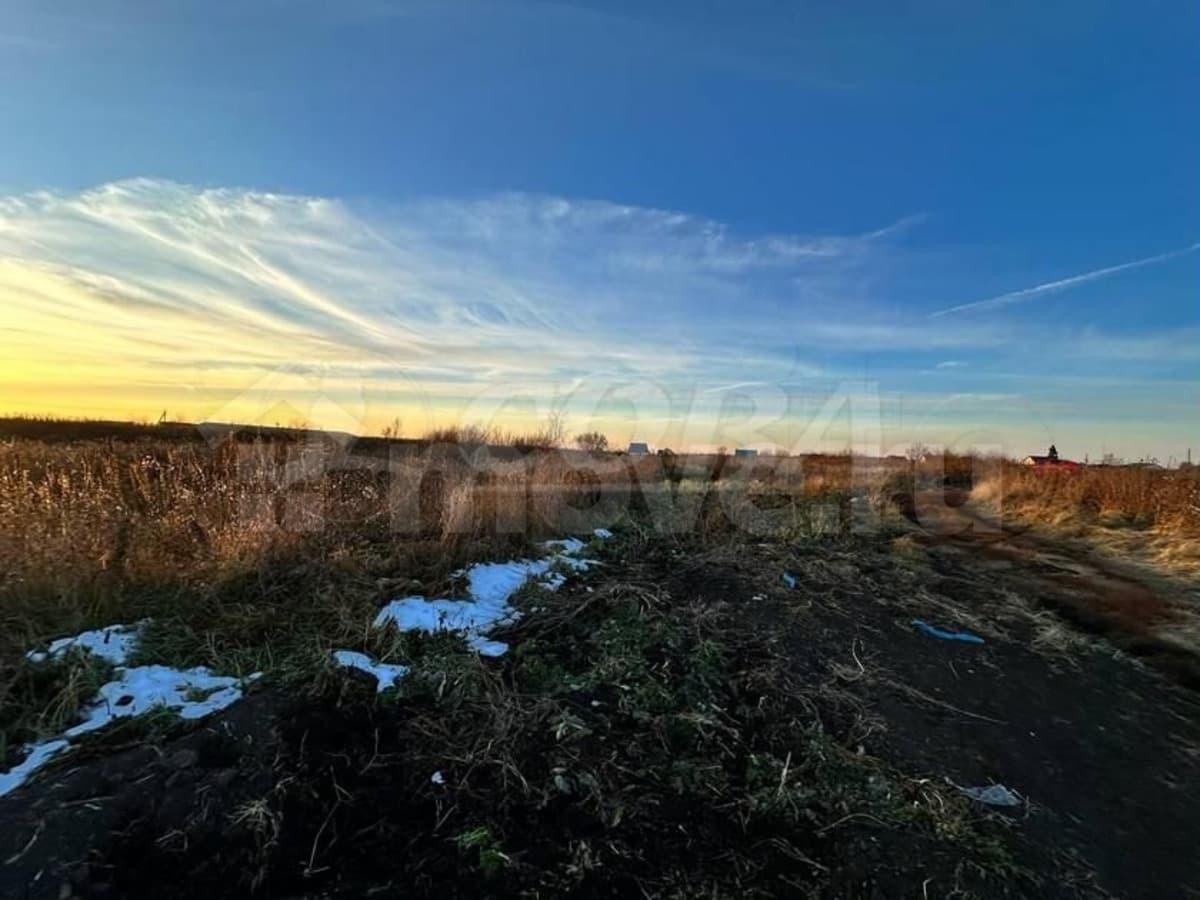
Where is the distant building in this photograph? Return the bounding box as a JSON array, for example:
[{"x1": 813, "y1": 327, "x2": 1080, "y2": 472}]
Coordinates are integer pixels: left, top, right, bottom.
[
  {"x1": 734, "y1": 448, "x2": 758, "y2": 459},
  {"x1": 627, "y1": 441, "x2": 650, "y2": 456},
  {"x1": 1023, "y1": 450, "x2": 1081, "y2": 472}
]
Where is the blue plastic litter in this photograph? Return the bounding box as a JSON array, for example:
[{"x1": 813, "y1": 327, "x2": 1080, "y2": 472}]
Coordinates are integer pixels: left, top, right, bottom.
[
  {"x1": 781, "y1": 572, "x2": 797, "y2": 589},
  {"x1": 912, "y1": 619, "x2": 984, "y2": 644},
  {"x1": 957, "y1": 784, "x2": 1021, "y2": 806}
]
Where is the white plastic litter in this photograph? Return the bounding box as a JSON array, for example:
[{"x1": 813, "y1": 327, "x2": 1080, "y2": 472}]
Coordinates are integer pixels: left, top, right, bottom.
[
  {"x1": 957, "y1": 783, "x2": 1022, "y2": 807},
  {"x1": 331, "y1": 650, "x2": 410, "y2": 693}
]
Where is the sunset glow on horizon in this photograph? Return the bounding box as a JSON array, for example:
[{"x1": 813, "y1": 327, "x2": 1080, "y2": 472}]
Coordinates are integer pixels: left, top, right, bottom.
[{"x1": 1, "y1": 2, "x2": 1196, "y2": 460}]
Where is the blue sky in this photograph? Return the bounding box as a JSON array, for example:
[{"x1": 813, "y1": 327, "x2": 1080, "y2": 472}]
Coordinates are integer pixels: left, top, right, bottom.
[{"x1": 0, "y1": 0, "x2": 1196, "y2": 459}]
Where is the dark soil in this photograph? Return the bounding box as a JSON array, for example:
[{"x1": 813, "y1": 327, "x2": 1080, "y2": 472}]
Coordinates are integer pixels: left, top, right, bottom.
[
  {"x1": 792, "y1": 549, "x2": 1200, "y2": 899},
  {"x1": 910, "y1": 492, "x2": 1200, "y2": 688},
  {"x1": 2, "y1": 503, "x2": 1199, "y2": 899}
]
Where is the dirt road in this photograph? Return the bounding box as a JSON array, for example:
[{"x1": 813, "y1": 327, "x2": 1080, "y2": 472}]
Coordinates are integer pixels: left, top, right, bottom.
[{"x1": 911, "y1": 491, "x2": 1200, "y2": 688}]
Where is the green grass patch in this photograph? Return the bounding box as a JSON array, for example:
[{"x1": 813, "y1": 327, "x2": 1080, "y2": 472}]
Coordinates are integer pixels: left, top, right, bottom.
[{"x1": 0, "y1": 648, "x2": 113, "y2": 768}]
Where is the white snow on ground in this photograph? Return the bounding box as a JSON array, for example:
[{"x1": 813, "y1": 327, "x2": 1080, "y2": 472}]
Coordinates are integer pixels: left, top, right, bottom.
[
  {"x1": 373, "y1": 595, "x2": 517, "y2": 657},
  {"x1": 331, "y1": 650, "x2": 410, "y2": 693},
  {"x1": 3, "y1": 624, "x2": 259, "y2": 797},
  {"x1": 338, "y1": 532, "x2": 611, "y2": 685},
  {"x1": 25, "y1": 621, "x2": 146, "y2": 664},
  {"x1": 0, "y1": 739, "x2": 69, "y2": 797},
  {"x1": 8, "y1": 533, "x2": 613, "y2": 796},
  {"x1": 544, "y1": 537, "x2": 586, "y2": 556},
  {"x1": 372, "y1": 537, "x2": 602, "y2": 659},
  {"x1": 63, "y1": 666, "x2": 253, "y2": 737}
]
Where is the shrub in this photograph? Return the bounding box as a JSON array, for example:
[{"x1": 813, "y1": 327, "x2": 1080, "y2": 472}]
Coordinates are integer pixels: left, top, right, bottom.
[{"x1": 574, "y1": 431, "x2": 609, "y2": 453}]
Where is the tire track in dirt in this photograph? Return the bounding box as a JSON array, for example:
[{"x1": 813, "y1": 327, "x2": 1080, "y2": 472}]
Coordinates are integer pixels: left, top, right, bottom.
[
  {"x1": 764, "y1": 514, "x2": 1200, "y2": 898},
  {"x1": 909, "y1": 492, "x2": 1200, "y2": 690}
]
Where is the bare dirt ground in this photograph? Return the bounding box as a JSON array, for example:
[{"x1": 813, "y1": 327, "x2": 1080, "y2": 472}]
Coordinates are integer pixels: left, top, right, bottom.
[
  {"x1": 2, "y1": 496, "x2": 1198, "y2": 898},
  {"x1": 912, "y1": 491, "x2": 1200, "y2": 688}
]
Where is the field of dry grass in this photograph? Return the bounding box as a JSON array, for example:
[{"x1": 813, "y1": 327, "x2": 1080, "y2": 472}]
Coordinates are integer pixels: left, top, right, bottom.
[
  {"x1": 0, "y1": 429, "x2": 874, "y2": 756},
  {"x1": 972, "y1": 463, "x2": 1200, "y2": 576},
  {"x1": 2, "y1": 420, "x2": 1198, "y2": 897}
]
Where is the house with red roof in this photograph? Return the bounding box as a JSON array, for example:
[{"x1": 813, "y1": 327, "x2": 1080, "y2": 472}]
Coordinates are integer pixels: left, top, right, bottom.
[{"x1": 1022, "y1": 445, "x2": 1082, "y2": 472}]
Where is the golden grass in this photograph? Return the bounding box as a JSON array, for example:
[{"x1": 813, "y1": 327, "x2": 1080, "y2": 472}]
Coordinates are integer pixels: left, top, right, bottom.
[
  {"x1": 971, "y1": 463, "x2": 1200, "y2": 576},
  {"x1": 969, "y1": 465, "x2": 1195, "y2": 578},
  {"x1": 2, "y1": 420, "x2": 1195, "y2": 827},
  {"x1": 4, "y1": 425, "x2": 1189, "y2": 600},
  {"x1": 975, "y1": 463, "x2": 1200, "y2": 532}
]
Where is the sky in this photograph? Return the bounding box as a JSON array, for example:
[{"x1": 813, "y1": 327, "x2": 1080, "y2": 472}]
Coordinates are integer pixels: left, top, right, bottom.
[{"x1": 0, "y1": 0, "x2": 1196, "y2": 460}]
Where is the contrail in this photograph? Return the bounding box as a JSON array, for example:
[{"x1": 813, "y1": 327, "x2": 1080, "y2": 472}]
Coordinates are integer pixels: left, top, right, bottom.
[{"x1": 929, "y1": 242, "x2": 1200, "y2": 318}]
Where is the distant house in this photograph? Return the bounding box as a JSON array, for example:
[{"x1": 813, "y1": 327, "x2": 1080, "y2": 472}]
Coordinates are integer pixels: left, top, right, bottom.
[
  {"x1": 734, "y1": 448, "x2": 758, "y2": 459},
  {"x1": 1022, "y1": 454, "x2": 1082, "y2": 472},
  {"x1": 627, "y1": 442, "x2": 650, "y2": 456}
]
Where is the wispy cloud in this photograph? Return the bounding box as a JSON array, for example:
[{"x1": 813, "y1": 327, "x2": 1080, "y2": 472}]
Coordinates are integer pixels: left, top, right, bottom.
[
  {"x1": 0, "y1": 179, "x2": 921, "y2": 415},
  {"x1": 700, "y1": 381, "x2": 768, "y2": 394},
  {"x1": 929, "y1": 242, "x2": 1200, "y2": 318},
  {"x1": 0, "y1": 179, "x2": 1191, "y2": 450}
]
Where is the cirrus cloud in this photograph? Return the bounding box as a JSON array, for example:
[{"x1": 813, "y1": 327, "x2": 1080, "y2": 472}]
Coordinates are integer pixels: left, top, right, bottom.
[{"x1": 0, "y1": 179, "x2": 1192, "y2": 455}]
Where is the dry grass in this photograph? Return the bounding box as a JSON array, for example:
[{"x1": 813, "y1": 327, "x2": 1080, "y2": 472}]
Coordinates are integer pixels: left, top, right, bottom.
[
  {"x1": 0, "y1": 426, "x2": 916, "y2": 763},
  {"x1": 421, "y1": 411, "x2": 568, "y2": 450},
  {"x1": 972, "y1": 463, "x2": 1200, "y2": 576},
  {"x1": 3, "y1": 419, "x2": 1192, "y2": 759},
  {"x1": 11, "y1": 420, "x2": 1182, "y2": 894},
  {"x1": 90, "y1": 558, "x2": 1012, "y2": 897},
  {"x1": 974, "y1": 463, "x2": 1200, "y2": 534}
]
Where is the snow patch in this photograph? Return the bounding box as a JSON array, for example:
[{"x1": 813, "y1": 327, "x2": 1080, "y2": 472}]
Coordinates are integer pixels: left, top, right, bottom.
[
  {"x1": 331, "y1": 650, "x2": 410, "y2": 693},
  {"x1": 63, "y1": 666, "x2": 253, "y2": 738},
  {"x1": 26, "y1": 621, "x2": 146, "y2": 665},
  {"x1": 0, "y1": 740, "x2": 69, "y2": 797},
  {"x1": 373, "y1": 536, "x2": 604, "y2": 659},
  {"x1": 4, "y1": 625, "x2": 258, "y2": 798},
  {"x1": 545, "y1": 537, "x2": 586, "y2": 556}
]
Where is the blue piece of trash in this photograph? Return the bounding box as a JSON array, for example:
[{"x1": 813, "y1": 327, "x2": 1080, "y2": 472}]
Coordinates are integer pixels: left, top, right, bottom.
[
  {"x1": 912, "y1": 619, "x2": 984, "y2": 644},
  {"x1": 957, "y1": 784, "x2": 1021, "y2": 807},
  {"x1": 781, "y1": 572, "x2": 797, "y2": 589}
]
